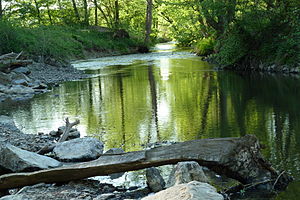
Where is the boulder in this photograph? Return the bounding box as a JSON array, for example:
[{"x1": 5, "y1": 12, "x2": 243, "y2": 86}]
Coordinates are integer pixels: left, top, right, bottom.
[
  {"x1": 104, "y1": 148, "x2": 125, "y2": 179},
  {"x1": 49, "y1": 130, "x2": 60, "y2": 137},
  {"x1": 0, "y1": 115, "x2": 20, "y2": 132},
  {"x1": 67, "y1": 131, "x2": 80, "y2": 140},
  {"x1": 53, "y1": 137, "x2": 104, "y2": 162},
  {"x1": 146, "y1": 167, "x2": 165, "y2": 192},
  {"x1": 57, "y1": 126, "x2": 77, "y2": 135},
  {"x1": 167, "y1": 161, "x2": 209, "y2": 187},
  {"x1": 0, "y1": 143, "x2": 61, "y2": 175},
  {"x1": 142, "y1": 181, "x2": 224, "y2": 200},
  {"x1": 49, "y1": 127, "x2": 80, "y2": 140},
  {"x1": 12, "y1": 67, "x2": 31, "y2": 75}
]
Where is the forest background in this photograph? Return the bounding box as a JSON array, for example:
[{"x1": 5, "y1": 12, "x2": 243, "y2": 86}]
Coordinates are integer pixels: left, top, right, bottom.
[{"x1": 0, "y1": 0, "x2": 299, "y2": 69}]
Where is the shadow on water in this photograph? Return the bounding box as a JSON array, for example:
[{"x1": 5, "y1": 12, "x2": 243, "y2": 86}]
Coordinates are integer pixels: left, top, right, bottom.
[{"x1": 1, "y1": 44, "x2": 300, "y2": 199}]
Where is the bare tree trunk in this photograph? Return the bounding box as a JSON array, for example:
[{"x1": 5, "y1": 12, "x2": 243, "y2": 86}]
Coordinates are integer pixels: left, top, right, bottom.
[
  {"x1": 83, "y1": 0, "x2": 89, "y2": 25},
  {"x1": 46, "y1": 2, "x2": 53, "y2": 25},
  {"x1": 71, "y1": 0, "x2": 81, "y2": 22},
  {"x1": 34, "y1": 0, "x2": 42, "y2": 24},
  {"x1": 114, "y1": 0, "x2": 119, "y2": 28},
  {"x1": 57, "y1": 0, "x2": 62, "y2": 10},
  {"x1": 94, "y1": 0, "x2": 98, "y2": 25},
  {"x1": 96, "y1": 4, "x2": 111, "y2": 27},
  {"x1": 145, "y1": 0, "x2": 153, "y2": 44},
  {"x1": 0, "y1": 0, "x2": 3, "y2": 20}
]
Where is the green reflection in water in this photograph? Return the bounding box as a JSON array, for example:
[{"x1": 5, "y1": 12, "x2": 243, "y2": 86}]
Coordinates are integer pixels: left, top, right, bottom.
[{"x1": 1, "y1": 54, "x2": 300, "y2": 199}]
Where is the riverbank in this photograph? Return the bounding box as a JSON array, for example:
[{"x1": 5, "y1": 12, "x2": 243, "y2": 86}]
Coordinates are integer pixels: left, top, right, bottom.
[
  {"x1": 0, "y1": 22, "x2": 144, "y2": 62},
  {"x1": 203, "y1": 54, "x2": 300, "y2": 75},
  {"x1": 0, "y1": 60, "x2": 89, "y2": 102}
]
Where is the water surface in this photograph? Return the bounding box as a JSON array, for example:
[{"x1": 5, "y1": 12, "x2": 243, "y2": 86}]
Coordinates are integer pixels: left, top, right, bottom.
[{"x1": 1, "y1": 43, "x2": 300, "y2": 199}]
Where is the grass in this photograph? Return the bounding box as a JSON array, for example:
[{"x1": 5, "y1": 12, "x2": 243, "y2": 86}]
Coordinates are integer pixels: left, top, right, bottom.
[{"x1": 0, "y1": 21, "x2": 142, "y2": 62}]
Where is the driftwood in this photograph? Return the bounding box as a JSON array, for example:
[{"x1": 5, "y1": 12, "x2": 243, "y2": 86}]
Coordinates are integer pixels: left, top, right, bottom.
[
  {"x1": 0, "y1": 135, "x2": 292, "y2": 190},
  {"x1": 0, "y1": 52, "x2": 33, "y2": 72},
  {"x1": 58, "y1": 118, "x2": 80, "y2": 143},
  {"x1": 37, "y1": 118, "x2": 80, "y2": 155}
]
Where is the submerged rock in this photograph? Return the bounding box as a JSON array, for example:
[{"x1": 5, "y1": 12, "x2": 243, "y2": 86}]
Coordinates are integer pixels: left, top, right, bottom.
[
  {"x1": 167, "y1": 161, "x2": 209, "y2": 187},
  {"x1": 0, "y1": 143, "x2": 61, "y2": 175},
  {"x1": 146, "y1": 167, "x2": 166, "y2": 192},
  {"x1": 142, "y1": 181, "x2": 224, "y2": 200},
  {"x1": 53, "y1": 137, "x2": 104, "y2": 162}
]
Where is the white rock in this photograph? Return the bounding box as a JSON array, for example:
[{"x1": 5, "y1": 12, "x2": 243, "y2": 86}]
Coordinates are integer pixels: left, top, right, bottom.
[{"x1": 142, "y1": 181, "x2": 223, "y2": 200}]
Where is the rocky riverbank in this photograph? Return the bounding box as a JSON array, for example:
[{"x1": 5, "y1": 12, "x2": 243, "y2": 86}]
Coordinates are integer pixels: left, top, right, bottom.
[
  {"x1": 0, "y1": 116, "x2": 230, "y2": 200},
  {"x1": 0, "y1": 60, "x2": 88, "y2": 102}
]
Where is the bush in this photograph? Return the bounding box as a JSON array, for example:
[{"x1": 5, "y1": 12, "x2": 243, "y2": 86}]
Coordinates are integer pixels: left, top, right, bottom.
[
  {"x1": 194, "y1": 37, "x2": 215, "y2": 56},
  {"x1": 214, "y1": 7, "x2": 300, "y2": 68}
]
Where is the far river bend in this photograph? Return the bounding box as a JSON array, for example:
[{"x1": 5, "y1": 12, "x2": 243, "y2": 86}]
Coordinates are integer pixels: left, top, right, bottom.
[{"x1": 1, "y1": 43, "x2": 300, "y2": 199}]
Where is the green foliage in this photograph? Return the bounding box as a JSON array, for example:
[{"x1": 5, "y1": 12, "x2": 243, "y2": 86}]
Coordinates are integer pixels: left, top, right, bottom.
[
  {"x1": 0, "y1": 21, "x2": 141, "y2": 60},
  {"x1": 215, "y1": 30, "x2": 248, "y2": 66},
  {"x1": 194, "y1": 37, "x2": 216, "y2": 56}
]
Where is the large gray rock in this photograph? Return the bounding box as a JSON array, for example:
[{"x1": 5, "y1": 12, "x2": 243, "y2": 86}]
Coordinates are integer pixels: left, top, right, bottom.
[
  {"x1": 0, "y1": 115, "x2": 20, "y2": 132},
  {"x1": 146, "y1": 167, "x2": 165, "y2": 192},
  {"x1": 0, "y1": 143, "x2": 61, "y2": 175},
  {"x1": 167, "y1": 161, "x2": 209, "y2": 187},
  {"x1": 142, "y1": 181, "x2": 224, "y2": 200},
  {"x1": 53, "y1": 137, "x2": 104, "y2": 162},
  {"x1": 104, "y1": 148, "x2": 125, "y2": 179},
  {"x1": 12, "y1": 67, "x2": 31, "y2": 75}
]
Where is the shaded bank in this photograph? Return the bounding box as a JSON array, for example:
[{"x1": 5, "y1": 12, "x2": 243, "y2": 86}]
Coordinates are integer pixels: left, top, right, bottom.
[{"x1": 0, "y1": 21, "x2": 144, "y2": 64}]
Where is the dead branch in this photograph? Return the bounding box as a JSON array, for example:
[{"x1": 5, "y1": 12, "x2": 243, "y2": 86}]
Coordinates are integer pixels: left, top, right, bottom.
[
  {"x1": 58, "y1": 118, "x2": 80, "y2": 143},
  {"x1": 37, "y1": 118, "x2": 80, "y2": 155}
]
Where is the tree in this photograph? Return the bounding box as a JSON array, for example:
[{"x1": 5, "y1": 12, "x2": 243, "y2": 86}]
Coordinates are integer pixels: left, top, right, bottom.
[
  {"x1": 145, "y1": 0, "x2": 153, "y2": 44},
  {"x1": 94, "y1": 0, "x2": 98, "y2": 25},
  {"x1": 33, "y1": 0, "x2": 42, "y2": 24},
  {"x1": 114, "y1": 0, "x2": 119, "y2": 28},
  {"x1": 83, "y1": 0, "x2": 89, "y2": 25},
  {"x1": 71, "y1": 0, "x2": 80, "y2": 22},
  {"x1": 0, "y1": 0, "x2": 3, "y2": 19}
]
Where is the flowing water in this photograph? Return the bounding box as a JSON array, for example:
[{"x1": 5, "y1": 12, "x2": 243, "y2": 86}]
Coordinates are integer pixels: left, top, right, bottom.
[{"x1": 1, "y1": 43, "x2": 300, "y2": 199}]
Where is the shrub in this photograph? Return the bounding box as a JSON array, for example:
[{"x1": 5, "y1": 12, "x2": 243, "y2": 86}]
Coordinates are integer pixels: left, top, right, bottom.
[{"x1": 194, "y1": 37, "x2": 215, "y2": 56}]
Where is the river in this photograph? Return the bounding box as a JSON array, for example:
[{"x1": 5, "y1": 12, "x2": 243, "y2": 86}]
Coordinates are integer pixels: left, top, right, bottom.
[{"x1": 0, "y1": 43, "x2": 300, "y2": 199}]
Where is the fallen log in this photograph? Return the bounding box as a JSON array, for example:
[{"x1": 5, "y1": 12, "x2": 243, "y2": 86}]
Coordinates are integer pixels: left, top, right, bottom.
[
  {"x1": 0, "y1": 135, "x2": 292, "y2": 190},
  {"x1": 0, "y1": 52, "x2": 19, "y2": 60}
]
